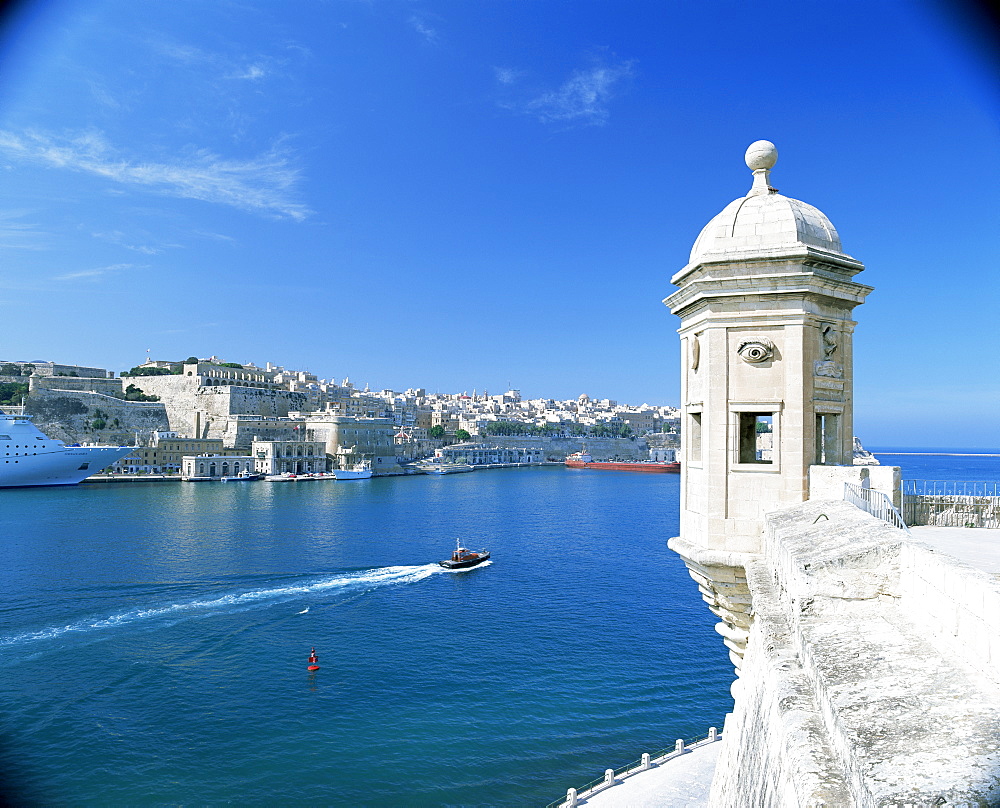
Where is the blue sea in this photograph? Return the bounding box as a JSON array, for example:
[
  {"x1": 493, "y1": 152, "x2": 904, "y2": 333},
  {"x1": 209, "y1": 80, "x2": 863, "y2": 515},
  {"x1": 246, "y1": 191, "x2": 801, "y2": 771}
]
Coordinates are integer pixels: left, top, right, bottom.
[
  {"x1": 870, "y1": 448, "x2": 1000, "y2": 484},
  {"x1": 0, "y1": 468, "x2": 731, "y2": 806},
  {"x1": 3, "y1": 454, "x2": 997, "y2": 806}
]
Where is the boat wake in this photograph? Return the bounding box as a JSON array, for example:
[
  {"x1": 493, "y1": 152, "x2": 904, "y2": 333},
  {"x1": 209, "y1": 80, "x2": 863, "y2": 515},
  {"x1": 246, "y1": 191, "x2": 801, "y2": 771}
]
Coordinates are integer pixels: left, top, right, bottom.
[{"x1": 0, "y1": 564, "x2": 442, "y2": 649}]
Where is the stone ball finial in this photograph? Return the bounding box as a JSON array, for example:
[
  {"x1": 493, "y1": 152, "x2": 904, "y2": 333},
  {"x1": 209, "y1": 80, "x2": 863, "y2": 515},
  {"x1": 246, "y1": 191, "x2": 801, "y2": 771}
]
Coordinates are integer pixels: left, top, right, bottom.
[{"x1": 745, "y1": 140, "x2": 778, "y2": 171}]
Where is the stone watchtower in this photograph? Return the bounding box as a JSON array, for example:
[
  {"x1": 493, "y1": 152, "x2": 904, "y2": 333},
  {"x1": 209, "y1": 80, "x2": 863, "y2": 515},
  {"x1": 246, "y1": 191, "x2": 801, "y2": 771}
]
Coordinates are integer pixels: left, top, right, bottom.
[{"x1": 664, "y1": 141, "x2": 872, "y2": 676}]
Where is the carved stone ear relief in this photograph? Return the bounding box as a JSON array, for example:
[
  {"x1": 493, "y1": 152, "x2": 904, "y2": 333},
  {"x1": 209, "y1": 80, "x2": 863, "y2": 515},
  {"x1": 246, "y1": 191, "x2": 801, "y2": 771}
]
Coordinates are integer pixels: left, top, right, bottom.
[
  {"x1": 737, "y1": 337, "x2": 775, "y2": 364},
  {"x1": 821, "y1": 324, "x2": 838, "y2": 358}
]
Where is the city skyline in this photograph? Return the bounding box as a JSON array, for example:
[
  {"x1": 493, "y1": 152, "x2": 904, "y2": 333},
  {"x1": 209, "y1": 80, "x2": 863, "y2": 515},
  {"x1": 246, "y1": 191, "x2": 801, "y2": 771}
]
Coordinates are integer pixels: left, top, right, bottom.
[{"x1": 0, "y1": 1, "x2": 997, "y2": 448}]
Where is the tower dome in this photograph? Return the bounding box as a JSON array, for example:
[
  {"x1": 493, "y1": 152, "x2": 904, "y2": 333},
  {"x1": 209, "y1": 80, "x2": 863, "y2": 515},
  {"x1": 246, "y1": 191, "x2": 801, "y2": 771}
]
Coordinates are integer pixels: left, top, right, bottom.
[{"x1": 686, "y1": 141, "x2": 849, "y2": 268}]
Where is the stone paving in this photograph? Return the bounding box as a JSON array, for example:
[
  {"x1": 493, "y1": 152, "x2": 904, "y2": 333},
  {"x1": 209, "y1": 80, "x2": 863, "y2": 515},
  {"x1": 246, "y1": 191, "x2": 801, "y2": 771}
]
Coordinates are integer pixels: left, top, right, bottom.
[{"x1": 909, "y1": 526, "x2": 1000, "y2": 574}]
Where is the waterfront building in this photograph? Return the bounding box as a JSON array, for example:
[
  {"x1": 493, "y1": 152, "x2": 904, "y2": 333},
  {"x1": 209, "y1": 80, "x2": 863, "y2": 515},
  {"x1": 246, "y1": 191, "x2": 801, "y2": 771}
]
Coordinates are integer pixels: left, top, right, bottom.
[
  {"x1": 251, "y1": 439, "x2": 327, "y2": 476},
  {"x1": 181, "y1": 454, "x2": 257, "y2": 480},
  {"x1": 299, "y1": 414, "x2": 403, "y2": 475},
  {"x1": 112, "y1": 436, "x2": 245, "y2": 474},
  {"x1": 435, "y1": 443, "x2": 544, "y2": 466}
]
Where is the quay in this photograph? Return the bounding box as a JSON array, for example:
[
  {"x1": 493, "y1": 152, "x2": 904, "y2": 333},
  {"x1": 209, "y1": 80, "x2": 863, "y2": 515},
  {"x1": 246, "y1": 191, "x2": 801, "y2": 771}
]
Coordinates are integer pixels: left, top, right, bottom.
[
  {"x1": 548, "y1": 731, "x2": 722, "y2": 808},
  {"x1": 83, "y1": 474, "x2": 182, "y2": 483},
  {"x1": 82, "y1": 461, "x2": 553, "y2": 483}
]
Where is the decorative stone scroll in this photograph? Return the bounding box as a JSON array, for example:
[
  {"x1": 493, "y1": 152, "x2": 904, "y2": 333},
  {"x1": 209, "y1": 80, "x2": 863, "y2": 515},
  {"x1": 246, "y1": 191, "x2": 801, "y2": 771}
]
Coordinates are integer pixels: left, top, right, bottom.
[
  {"x1": 736, "y1": 337, "x2": 775, "y2": 364},
  {"x1": 691, "y1": 334, "x2": 701, "y2": 371},
  {"x1": 814, "y1": 360, "x2": 844, "y2": 379}
]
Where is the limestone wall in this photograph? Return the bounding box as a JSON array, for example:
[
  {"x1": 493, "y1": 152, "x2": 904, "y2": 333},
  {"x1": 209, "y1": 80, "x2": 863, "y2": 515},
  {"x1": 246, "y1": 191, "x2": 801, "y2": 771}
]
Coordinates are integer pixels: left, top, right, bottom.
[
  {"x1": 897, "y1": 540, "x2": 1000, "y2": 687},
  {"x1": 29, "y1": 375, "x2": 126, "y2": 398},
  {"x1": 24, "y1": 388, "x2": 168, "y2": 445},
  {"x1": 809, "y1": 464, "x2": 902, "y2": 510},
  {"x1": 127, "y1": 375, "x2": 308, "y2": 440},
  {"x1": 707, "y1": 500, "x2": 1000, "y2": 806}
]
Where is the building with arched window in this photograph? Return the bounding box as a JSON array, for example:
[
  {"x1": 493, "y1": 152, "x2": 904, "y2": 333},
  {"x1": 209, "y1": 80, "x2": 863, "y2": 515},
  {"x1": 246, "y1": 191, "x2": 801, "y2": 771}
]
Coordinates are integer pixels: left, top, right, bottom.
[
  {"x1": 251, "y1": 439, "x2": 327, "y2": 476},
  {"x1": 181, "y1": 454, "x2": 256, "y2": 480}
]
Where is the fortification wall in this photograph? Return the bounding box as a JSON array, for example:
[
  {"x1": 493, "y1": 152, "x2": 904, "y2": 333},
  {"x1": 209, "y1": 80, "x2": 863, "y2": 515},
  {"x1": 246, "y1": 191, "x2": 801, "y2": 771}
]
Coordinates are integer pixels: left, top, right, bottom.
[
  {"x1": 473, "y1": 435, "x2": 647, "y2": 461},
  {"x1": 126, "y1": 376, "x2": 307, "y2": 439},
  {"x1": 707, "y1": 500, "x2": 1000, "y2": 806},
  {"x1": 24, "y1": 388, "x2": 168, "y2": 445},
  {"x1": 29, "y1": 375, "x2": 126, "y2": 398}
]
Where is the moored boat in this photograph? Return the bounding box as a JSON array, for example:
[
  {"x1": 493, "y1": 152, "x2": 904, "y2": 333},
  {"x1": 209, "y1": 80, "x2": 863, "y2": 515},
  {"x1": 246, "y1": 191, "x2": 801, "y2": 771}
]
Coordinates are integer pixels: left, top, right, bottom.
[
  {"x1": 564, "y1": 451, "x2": 679, "y2": 473},
  {"x1": 439, "y1": 540, "x2": 491, "y2": 569},
  {"x1": 334, "y1": 458, "x2": 373, "y2": 480},
  {"x1": 221, "y1": 470, "x2": 260, "y2": 482},
  {"x1": 420, "y1": 462, "x2": 474, "y2": 475}
]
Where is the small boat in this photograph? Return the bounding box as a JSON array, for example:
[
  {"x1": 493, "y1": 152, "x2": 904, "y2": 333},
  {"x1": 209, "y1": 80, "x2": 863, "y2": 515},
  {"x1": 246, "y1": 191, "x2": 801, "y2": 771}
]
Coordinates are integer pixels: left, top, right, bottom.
[
  {"x1": 221, "y1": 470, "x2": 260, "y2": 482},
  {"x1": 334, "y1": 458, "x2": 373, "y2": 480},
  {"x1": 439, "y1": 539, "x2": 490, "y2": 570},
  {"x1": 420, "y1": 462, "x2": 474, "y2": 475}
]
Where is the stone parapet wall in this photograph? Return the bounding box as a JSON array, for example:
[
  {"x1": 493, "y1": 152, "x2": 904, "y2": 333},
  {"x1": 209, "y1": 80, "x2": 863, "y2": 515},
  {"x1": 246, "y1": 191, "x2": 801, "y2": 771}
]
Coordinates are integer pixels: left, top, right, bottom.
[
  {"x1": 29, "y1": 375, "x2": 126, "y2": 398},
  {"x1": 897, "y1": 540, "x2": 1000, "y2": 687},
  {"x1": 808, "y1": 463, "x2": 902, "y2": 510},
  {"x1": 709, "y1": 556, "x2": 854, "y2": 807},
  {"x1": 706, "y1": 499, "x2": 1000, "y2": 806}
]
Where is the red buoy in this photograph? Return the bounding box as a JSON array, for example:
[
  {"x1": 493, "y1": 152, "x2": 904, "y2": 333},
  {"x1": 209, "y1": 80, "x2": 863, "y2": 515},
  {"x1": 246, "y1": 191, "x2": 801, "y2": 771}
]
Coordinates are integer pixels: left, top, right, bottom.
[{"x1": 307, "y1": 647, "x2": 320, "y2": 671}]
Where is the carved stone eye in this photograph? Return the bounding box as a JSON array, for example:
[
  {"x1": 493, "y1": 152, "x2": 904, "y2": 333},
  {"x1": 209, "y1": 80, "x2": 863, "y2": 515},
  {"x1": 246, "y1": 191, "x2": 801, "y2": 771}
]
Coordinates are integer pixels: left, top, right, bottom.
[{"x1": 737, "y1": 338, "x2": 775, "y2": 364}]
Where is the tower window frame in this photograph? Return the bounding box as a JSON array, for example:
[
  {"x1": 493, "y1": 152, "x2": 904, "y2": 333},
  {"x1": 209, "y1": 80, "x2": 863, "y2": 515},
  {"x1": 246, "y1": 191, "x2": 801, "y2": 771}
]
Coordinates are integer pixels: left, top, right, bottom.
[
  {"x1": 686, "y1": 408, "x2": 703, "y2": 466},
  {"x1": 729, "y1": 402, "x2": 782, "y2": 472},
  {"x1": 815, "y1": 411, "x2": 843, "y2": 465}
]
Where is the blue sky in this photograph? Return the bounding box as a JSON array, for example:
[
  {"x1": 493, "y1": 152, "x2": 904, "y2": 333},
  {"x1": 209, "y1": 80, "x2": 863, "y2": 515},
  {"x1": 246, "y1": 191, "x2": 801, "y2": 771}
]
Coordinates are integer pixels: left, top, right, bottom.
[{"x1": 0, "y1": 0, "x2": 996, "y2": 448}]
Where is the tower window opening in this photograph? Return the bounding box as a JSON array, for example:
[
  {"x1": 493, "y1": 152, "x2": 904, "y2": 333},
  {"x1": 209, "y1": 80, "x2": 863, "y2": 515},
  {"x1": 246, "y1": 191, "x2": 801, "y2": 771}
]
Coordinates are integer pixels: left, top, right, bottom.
[
  {"x1": 687, "y1": 412, "x2": 702, "y2": 462},
  {"x1": 815, "y1": 413, "x2": 841, "y2": 465},
  {"x1": 738, "y1": 413, "x2": 773, "y2": 464}
]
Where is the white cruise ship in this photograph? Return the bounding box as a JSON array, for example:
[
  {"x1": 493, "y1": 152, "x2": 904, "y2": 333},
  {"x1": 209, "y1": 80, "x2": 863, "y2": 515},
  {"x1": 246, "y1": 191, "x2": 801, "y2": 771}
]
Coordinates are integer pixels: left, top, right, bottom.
[{"x1": 0, "y1": 411, "x2": 134, "y2": 488}]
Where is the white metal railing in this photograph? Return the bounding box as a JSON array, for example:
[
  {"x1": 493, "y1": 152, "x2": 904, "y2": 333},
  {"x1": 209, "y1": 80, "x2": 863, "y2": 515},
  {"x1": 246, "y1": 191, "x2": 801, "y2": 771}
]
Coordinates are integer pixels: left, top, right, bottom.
[
  {"x1": 843, "y1": 482, "x2": 910, "y2": 534},
  {"x1": 546, "y1": 729, "x2": 721, "y2": 808},
  {"x1": 902, "y1": 480, "x2": 1000, "y2": 528}
]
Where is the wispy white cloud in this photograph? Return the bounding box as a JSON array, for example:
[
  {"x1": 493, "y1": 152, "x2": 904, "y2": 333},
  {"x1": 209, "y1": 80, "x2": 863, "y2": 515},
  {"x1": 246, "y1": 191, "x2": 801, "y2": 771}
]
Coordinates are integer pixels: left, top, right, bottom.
[
  {"x1": 56, "y1": 262, "x2": 145, "y2": 281},
  {"x1": 227, "y1": 63, "x2": 267, "y2": 81},
  {"x1": 493, "y1": 67, "x2": 522, "y2": 86},
  {"x1": 153, "y1": 40, "x2": 209, "y2": 66},
  {"x1": 151, "y1": 37, "x2": 290, "y2": 83},
  {"x1": 87, "y1": 80, "x2": 123, "y2": 110},
  {"x1": 90, "y1": 230, "x2": 177, "y2": 255},
  {"x1": 409, "y1": 15, "x2": 439, "y2": 44},
  {"x1": 514, "y1": 58, "x2": 635, "y2": 126},
  {"x1": 0, "y1": 130, "x2": 311, "y2": 221},
  {"x1": 0, "y1": 210, "x2": 48, "y2": 251},
  {"x1": 194, "y1": 230, "x2": 238, "y2": 245}
]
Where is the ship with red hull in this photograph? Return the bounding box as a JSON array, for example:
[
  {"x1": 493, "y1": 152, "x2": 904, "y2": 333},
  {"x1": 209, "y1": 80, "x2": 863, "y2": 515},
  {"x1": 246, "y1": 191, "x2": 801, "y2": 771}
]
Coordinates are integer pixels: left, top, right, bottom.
[{"x1": 564, "y1": 452, "x2": 679, "y2": 473}]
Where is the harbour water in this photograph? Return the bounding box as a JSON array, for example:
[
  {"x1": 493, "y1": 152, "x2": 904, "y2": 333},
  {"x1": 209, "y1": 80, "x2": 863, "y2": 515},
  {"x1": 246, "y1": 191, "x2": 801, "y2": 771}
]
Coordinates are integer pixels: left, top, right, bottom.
[
  {"x1": 871, "y1": 448, "x2": 1000, "y2": 483},
  {"x1": 3, "y1": 453, "x2": 997, "y2": 806},
  {"x1": 0, "y1": 467, "x2": 730, "y2": 806}
]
